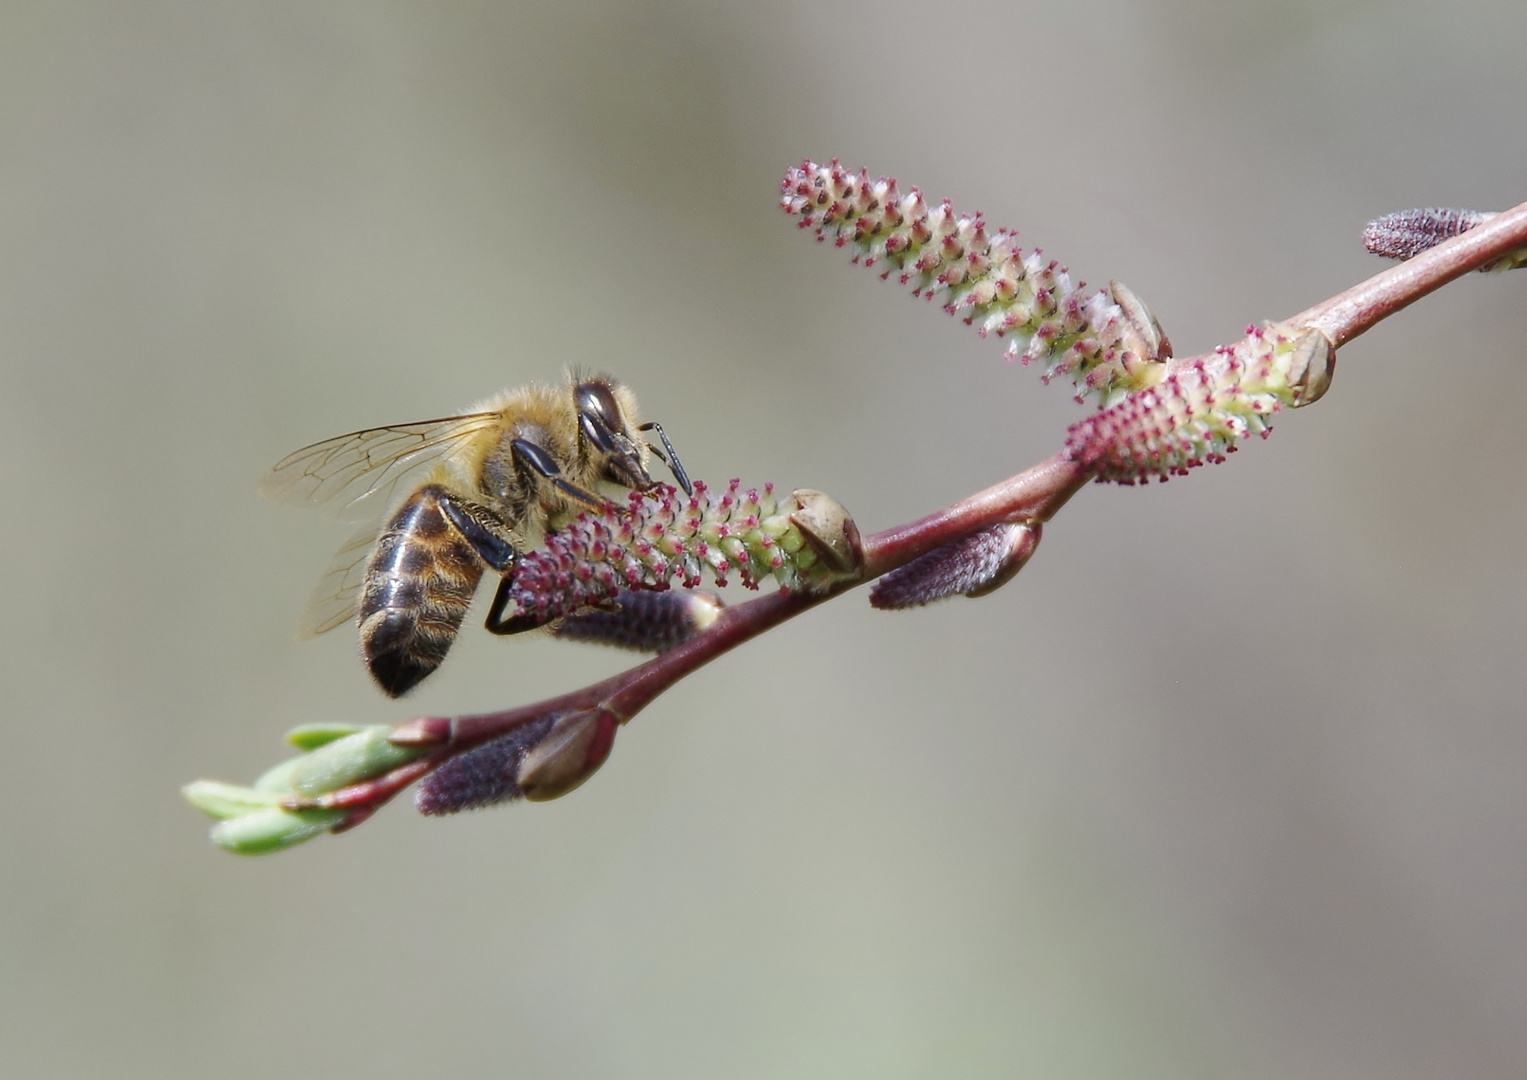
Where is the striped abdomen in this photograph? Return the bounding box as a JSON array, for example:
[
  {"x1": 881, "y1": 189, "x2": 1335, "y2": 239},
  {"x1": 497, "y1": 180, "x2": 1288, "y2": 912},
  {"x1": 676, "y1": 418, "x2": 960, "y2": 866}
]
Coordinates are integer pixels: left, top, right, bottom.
[{"x1": 358, "y1": 485, "x2": 490, "y2": 697}]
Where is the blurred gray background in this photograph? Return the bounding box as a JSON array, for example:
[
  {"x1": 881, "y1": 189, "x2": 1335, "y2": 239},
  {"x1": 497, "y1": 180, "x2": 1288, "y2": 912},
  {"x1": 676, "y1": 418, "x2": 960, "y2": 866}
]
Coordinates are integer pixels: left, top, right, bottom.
[{"x1": 4, "y1": 2, "x2": 1525, "y2": 1077}]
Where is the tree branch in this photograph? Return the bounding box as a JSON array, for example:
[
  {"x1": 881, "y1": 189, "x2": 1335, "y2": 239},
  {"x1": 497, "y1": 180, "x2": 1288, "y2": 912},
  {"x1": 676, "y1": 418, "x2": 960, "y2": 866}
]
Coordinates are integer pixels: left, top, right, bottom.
[{"x1": 185, "y1": 173, "x2": 1527, "y2": 854}]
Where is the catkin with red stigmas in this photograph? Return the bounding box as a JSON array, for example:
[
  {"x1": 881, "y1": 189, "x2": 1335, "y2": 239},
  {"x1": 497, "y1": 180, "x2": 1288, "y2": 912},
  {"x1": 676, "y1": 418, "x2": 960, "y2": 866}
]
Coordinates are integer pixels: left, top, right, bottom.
[
  {"x1": 781, "y1": 158, "x2": 1170, "y2": 404},
  {"x1": 500, "y1": 480, "x2": 860, "y2": 628},
  {"x1": 1065, "y1": 322, "x2": 1335, "y2": 485}
]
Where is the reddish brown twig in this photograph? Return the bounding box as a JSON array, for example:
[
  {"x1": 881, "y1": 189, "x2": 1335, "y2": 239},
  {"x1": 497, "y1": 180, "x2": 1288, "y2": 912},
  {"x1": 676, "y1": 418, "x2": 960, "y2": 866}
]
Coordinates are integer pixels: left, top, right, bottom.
[
  {"x1": 186, "y1": 183, "x2": 1527, "y2": 852},
  {"x1": 1294, "y1": 198, "x2": 1527, "y2": 345}
]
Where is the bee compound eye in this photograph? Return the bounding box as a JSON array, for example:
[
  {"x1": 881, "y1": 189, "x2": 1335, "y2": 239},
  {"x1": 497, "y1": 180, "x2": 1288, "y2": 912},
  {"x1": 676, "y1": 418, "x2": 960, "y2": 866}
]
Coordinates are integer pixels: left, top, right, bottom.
[{"x1": 575, "y1": 380, "x2": 625, "y2": 434}]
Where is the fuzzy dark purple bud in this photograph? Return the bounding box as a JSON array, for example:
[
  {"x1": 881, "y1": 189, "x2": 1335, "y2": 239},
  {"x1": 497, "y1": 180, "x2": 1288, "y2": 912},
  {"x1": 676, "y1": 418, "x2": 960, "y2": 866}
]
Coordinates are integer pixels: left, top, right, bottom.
[
  {"x1": 870, "y1": 522, "x2": 1041, "y2": 609},
  {"x1": 1363, "y1": 208, "x2": 1492, "y2": 261},
  {"x1": 414, "y1": 716, "x2": 555, "y2": 815},
  {"x1": 552, "y1": 589, "x2": 724, "y2": 653},
  {"x1": 1363, "y1": 207, "x2": 1526, "y2": 271}
]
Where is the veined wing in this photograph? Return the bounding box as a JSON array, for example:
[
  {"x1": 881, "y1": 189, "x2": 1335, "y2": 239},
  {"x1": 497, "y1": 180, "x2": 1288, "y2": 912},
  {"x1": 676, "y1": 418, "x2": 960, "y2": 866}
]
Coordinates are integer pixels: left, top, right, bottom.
[
  {"x1": 259, "y1": 412, "x2": 502, "y2": 519},
  {"x1": 295, "y1": 520, "x2": 380, "y2": 638}
]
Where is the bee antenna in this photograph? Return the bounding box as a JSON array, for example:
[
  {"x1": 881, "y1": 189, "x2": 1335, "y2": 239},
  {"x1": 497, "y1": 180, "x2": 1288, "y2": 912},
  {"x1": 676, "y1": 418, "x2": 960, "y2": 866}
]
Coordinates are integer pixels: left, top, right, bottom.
[{"x1": 638, "y1": 421, "x2": 691, "y2": 495}]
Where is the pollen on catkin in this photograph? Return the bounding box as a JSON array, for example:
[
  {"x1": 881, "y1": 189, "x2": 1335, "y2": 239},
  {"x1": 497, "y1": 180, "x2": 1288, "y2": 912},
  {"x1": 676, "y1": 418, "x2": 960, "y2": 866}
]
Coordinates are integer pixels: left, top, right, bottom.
[
  {"x1": 780, "y1": 159, "x2": 1169, "y2": 404},
  {"x1": 1065, "y1": 322, "x2": 1334, "y2": 485},
  {"x1": 498, "y1": 480, "x2": 857, "y2": 629}
]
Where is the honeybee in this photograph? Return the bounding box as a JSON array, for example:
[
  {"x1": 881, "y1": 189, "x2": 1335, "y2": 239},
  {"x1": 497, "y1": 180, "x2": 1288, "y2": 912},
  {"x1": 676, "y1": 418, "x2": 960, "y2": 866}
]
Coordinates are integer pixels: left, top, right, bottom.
[{"x1": 260, "y1": 373, "x2": 690, "y2": 697}]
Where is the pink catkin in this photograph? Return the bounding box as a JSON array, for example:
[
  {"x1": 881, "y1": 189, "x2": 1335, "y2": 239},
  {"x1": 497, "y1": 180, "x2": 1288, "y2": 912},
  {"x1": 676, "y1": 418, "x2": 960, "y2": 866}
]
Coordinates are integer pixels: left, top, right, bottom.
[
  {"x1": 781, "y1": 159, "x2": 1165, "y2": 403},
  {"x1": 500, "y1": 479, "x2": 824, "y2": 627},
  {"x1": 1065, "y1": 323, "x2": 1309, "y2": 485}
]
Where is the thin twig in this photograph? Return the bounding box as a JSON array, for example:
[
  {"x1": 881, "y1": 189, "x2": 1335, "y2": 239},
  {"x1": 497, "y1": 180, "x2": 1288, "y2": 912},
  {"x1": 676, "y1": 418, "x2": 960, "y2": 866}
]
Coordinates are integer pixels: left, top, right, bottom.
[
  {"x1": 194, "y1": 186, "x2": 1526, "y2": 848},
  {"x1": 398, "y1": 206, "x2": 1526, "y2": 761},
  {"x1": 1292, "y1": 197, "x2": 1527, "y2": 346}
]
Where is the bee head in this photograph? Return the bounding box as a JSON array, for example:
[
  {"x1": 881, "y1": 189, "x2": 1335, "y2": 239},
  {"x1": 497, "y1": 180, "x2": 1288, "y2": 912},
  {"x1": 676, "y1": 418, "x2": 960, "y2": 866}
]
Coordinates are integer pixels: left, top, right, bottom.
[{"x1": 573, "y1": 377, "x2": 654, "y2": 491}]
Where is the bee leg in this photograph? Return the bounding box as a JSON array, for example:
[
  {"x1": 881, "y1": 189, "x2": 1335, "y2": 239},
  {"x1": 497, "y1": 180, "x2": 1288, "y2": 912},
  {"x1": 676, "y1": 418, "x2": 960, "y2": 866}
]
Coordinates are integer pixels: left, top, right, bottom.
[
  {"x1": 486, "y1": 438, "x2": 626, "y2": 637},
  {"x1": 438, "y1": 495, "x2": 544, "y2": 636},
  {"x1": 437, "y1": 496, "x2": 518, "y2": 572},
  {"x1": 510, "y1": 437, "x2": 607, "y2": 510},
  {"x1": 483, "y1": 572, "x2": 546, "y2": 635},
  {"x1": 637, "y1": 421, "x2": 692, "y2": 495}
]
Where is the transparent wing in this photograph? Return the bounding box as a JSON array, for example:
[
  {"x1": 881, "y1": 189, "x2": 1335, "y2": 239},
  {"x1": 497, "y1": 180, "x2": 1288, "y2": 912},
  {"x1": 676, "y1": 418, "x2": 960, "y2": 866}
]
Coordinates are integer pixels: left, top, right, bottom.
[
  {"x1": 295, "y1": 521, "x2": 381, "y2": 639},
  {"x1": 259, "y1": 412, "x2": 502, "y2": 520}
]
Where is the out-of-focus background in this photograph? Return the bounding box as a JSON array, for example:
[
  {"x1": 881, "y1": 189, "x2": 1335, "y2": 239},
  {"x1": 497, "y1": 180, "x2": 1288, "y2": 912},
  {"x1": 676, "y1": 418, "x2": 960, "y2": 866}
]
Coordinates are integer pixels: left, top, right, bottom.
[{"x1": 4, "y1": 2, "x2": 1525, "y2": 1077}]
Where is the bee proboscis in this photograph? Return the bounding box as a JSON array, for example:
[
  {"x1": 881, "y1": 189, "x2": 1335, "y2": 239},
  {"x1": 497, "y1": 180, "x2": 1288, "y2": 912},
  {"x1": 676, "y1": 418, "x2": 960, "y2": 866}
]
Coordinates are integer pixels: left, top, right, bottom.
[{"x1": 260, "y1": 373, "x2": 689, "y2": 697}]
